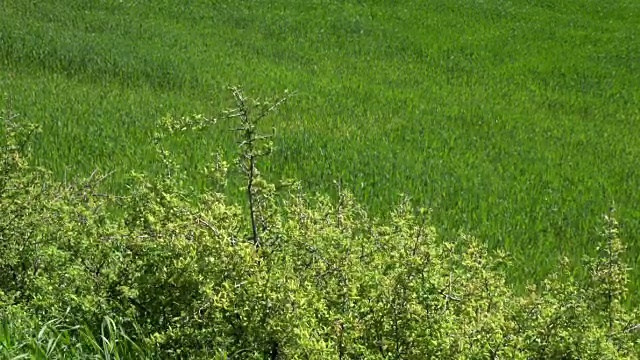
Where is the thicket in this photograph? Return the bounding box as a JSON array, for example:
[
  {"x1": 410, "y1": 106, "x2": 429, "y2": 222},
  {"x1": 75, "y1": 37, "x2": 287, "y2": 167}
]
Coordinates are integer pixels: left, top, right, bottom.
[{"x1": 1, "y1": 88, "x2": 639, "y2": 359}]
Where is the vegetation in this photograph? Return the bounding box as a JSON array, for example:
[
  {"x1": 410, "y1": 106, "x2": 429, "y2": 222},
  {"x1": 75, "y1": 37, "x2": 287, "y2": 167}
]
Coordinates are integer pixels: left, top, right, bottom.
[
  {"x1": 1, "y1": 89, "x2": 639, "y2": 358},
  {"x1": 1, "y1": 0, "x2": 639, "y2": 357},
  {"x1": 0, "y1": 0, "x2": 639, "y2": 293}
]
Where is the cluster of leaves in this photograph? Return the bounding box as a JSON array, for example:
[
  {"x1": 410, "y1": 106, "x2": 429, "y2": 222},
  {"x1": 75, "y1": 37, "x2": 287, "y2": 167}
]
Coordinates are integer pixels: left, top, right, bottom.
[{"x1": 1, "y1": 89, "x2": 639, "y2": 359}]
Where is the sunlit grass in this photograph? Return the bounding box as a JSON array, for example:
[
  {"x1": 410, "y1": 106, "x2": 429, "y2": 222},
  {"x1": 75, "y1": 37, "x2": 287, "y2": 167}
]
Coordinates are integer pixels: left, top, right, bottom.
[{"x1": 1, "y1": 0, "x2": 639, "y2": 294}]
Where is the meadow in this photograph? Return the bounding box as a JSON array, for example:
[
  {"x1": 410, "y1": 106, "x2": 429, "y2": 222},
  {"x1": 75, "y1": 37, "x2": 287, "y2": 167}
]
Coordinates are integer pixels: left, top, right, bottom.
[{"x1": 1, "y1": 0, "x2": 639, "y2": 294}]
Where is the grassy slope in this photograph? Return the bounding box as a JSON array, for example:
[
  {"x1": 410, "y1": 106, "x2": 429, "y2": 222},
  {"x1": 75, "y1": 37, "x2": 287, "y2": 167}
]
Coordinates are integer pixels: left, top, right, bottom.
[{"x1": 1, "y1": 0, "x2": 639, "y2": 293}]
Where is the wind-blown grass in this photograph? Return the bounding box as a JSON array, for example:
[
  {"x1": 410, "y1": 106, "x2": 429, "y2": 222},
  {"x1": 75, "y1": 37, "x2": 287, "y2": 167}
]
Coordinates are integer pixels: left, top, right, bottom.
[{"x1": 0, "y1": 0, "x2": 638, "y2": 295}]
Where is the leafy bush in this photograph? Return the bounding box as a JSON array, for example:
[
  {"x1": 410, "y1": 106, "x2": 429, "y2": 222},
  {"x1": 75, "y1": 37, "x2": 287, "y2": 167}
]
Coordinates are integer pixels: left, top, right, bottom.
[{"x1": 1, "y1": 90, "x2": 639, "y2": 359}]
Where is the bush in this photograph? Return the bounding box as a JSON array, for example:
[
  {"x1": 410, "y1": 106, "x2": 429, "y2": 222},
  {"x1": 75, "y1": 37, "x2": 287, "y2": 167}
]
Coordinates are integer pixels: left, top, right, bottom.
[{"x1": 1, "y1": 89, "x2": 639, "y2": 359}]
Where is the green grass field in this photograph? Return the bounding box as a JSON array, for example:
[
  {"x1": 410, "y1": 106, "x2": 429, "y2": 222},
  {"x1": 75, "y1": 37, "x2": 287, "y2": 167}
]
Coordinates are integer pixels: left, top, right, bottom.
[{"x1": 1, "y1": 0, "x2": 639, "y2": 294}]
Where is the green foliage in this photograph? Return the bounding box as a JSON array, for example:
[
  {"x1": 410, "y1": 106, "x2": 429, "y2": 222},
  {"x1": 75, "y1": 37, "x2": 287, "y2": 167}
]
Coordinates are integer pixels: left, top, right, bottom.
[
  {"x1": 1, "y1": 0, "x2": 639, "y2": 293},
  {"x1": 0, "y1": 307, "x2": 149, "y2": 359},
  {"x1": 1, "y1": 90, "x2": 639, "y2": 358}
]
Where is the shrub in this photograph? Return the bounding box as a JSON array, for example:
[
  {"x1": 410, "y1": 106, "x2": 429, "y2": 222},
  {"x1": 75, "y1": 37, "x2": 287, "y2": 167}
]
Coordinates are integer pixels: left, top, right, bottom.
[{"x1": 1, "y1": 89, "x2": 639, "y2": 359}]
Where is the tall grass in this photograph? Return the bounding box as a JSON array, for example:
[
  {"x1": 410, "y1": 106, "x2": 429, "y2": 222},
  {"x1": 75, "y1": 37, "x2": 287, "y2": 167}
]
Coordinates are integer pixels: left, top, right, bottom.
[
  {"x1": 0, "y1": 313, "x2": 149, "y2": 359},
  {"x1": 0, "y1": 0, "x2": 639, "y2": 294}
]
